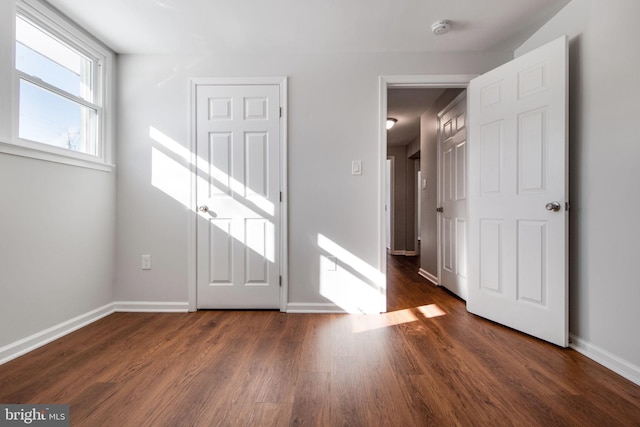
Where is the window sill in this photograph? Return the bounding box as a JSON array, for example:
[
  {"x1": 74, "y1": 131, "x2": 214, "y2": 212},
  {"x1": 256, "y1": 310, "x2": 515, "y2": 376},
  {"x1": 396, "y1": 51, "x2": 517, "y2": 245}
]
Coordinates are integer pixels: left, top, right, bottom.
[{"x1": 0, "y1": 139, "x2": 115, "y2": 172}]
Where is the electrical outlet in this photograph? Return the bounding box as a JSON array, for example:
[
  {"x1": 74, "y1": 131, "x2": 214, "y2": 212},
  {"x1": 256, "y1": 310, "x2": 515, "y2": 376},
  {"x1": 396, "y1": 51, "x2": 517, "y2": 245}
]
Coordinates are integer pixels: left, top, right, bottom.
[{"x1": 141, "y1": 254, "x2": 151, "y2": 270}]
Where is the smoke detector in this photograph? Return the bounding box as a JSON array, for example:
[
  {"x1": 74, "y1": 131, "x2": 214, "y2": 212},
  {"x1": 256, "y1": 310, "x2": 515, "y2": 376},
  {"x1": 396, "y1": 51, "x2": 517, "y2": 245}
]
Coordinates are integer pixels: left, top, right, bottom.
[{"x1": 431, "y1": 20, "x2": 451, "y2": 36}]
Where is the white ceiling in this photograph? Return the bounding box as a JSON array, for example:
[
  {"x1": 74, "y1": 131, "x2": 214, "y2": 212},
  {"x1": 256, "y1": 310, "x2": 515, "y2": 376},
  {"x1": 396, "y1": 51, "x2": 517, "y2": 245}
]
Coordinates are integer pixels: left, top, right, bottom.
[{"x1": 45, "y1": 0, "x2": 570, "y2": 55}]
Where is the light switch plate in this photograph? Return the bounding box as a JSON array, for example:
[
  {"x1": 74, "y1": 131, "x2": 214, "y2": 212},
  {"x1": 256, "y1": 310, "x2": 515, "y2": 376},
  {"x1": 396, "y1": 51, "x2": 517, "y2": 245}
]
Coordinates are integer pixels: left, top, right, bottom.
[
  {"x1": 352, "y1": 160, "x2": 362, "y2": 175},
  {"x1": 141, "y1": 254, "x2": 151, "y2": 270}
]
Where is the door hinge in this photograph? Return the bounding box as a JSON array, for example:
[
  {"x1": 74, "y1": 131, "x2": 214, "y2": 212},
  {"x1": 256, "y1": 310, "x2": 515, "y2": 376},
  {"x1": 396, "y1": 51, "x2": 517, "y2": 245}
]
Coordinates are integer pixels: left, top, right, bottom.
[
  {"x1": 279, "y1": 276, "x2": 282, "y2": 287},
  {"x1": 279, "y1": 107, "x2": 282, "y2": 118},
  {"x1": 279, "y1": 191, "x2": 283, "y2": 202},
  {"x1": 565, "y1": 202, "x2": 571, "y2": 211}
]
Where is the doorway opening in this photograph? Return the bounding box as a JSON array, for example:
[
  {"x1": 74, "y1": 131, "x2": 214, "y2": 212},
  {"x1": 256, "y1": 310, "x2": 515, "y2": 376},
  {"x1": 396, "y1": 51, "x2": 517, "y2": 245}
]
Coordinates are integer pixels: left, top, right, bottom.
[{"x1": 380, "y1": 75, "x2": 475, "y2": 312}]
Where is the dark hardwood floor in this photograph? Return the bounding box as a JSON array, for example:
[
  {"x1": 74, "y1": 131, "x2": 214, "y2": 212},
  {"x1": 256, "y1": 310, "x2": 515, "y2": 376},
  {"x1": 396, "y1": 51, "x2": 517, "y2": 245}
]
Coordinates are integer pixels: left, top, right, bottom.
[{"x1": 1, "y1": 254, "x2": 639, "y2": 426}]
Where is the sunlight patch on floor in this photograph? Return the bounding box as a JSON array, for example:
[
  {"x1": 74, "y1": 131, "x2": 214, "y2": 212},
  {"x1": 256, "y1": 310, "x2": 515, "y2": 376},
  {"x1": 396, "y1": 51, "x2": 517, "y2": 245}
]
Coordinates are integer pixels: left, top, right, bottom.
[
  {"x1": 350, "y1": 304, "x2": 447, "y2": 333},
  {"x1": 351, "y1": 308, "x2": 418, "y2": 333},
  {"x1": 417, "y1": 304, "x2": 446, "y2": 318}
]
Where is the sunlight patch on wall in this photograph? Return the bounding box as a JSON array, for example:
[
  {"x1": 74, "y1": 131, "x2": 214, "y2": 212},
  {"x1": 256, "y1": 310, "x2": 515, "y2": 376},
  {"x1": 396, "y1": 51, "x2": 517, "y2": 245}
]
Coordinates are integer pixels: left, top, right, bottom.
[
  {"x1": 150, "y1": 126, "x2": 274, "y2": 217},
  {"x1": 317, "y1": 234, "x2": 384, "y2": 289},
  {"x1": 151, "y1": 147, "x2": 191, "y2": 208},
  {"x1": 318, "y1": 234, "x2": 384, "y2": 314},
  {"x1": 150, "y1": 126, "x2": 191, "y2": 161},
  {"x1": 150, "y1": 126, "x2": 274, "y2": 262}
]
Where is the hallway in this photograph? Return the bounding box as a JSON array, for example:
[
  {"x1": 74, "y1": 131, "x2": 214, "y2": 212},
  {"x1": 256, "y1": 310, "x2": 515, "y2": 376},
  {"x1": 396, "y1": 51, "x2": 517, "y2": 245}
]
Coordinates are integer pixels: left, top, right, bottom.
[{"x1": 386, "y1": 253, "x2": 463, "y2": 312}]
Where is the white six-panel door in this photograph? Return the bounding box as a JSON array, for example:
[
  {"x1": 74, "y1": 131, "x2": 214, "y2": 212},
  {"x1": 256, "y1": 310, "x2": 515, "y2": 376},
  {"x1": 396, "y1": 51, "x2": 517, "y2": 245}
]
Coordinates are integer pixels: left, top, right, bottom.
[
  {"x1": 467, "y1": 36, "x2": 568, "y2": 346},
  {"x1": 438, "y1": 92, "x2": 468, "y2": 300},
  {"x1": 196, "y1": 84, "x2": 281, "y2": 309}
]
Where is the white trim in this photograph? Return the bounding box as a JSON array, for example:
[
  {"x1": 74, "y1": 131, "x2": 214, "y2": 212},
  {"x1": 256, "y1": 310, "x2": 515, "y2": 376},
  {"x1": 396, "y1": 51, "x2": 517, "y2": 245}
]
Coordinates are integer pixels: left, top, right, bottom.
[
  {"x1": 0, "y1": 301, "x2": 191, "y2": 365},
  {"x1": 188, "y1": 77, "x2": 289, "y2": 312},
  {"x1": 0, "y1": 303, "x2": 114, "y2": 365},
  {"x1": 286, "y1": 303, "x2": 347, "y2": 314},
  {"x1": 383, "y1": 75, "x2": 478, "y2": 88},
  {"x1": 387, "y1": 155, "x2": 395, "y2": 253},
  {"x1": 113, "y1": 301, "x2": 189, "y2": 313},
  {"x1": 378, "y1": 78, "x2": 388, "y2": 313},
  {"x1": 187, "y1": 80, "x2": 198, "y2": 312},
  {"x1": 0, "y1": 141, "x2": 115, "y2": 171},
  {"x1": 570, "y1": 335, "x2": 640, "y2": 387},
  {"x1": 389, "y1": 250, "x2": 418, "y2": 256},
  {"x1": 279, "y1": 78, "x2": 289, "y2": 313},
  {"x1": 418, "y1": 268, "x2": 439, "y2": 286}
]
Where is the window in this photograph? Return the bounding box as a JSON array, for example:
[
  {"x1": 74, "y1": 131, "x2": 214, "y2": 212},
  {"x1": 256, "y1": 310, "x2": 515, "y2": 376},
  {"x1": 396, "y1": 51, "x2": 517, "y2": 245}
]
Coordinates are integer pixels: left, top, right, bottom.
[{"x1": 10, "y1": 0, "x2": 113, "y2": 168}]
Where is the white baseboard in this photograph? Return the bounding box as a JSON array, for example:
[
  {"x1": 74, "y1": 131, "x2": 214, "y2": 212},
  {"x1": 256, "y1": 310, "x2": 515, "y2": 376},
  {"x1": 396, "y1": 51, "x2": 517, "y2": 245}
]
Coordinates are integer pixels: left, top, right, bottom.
[
  {"x1": 113, "y1": 301, "x2": 189, "y2": 313},
  {"x1": 0, "y1": 301, "x2": 189, "y2": 365},
  {"x1": 389, "y1": 250, "x2": 418, "y2": 256},
  {"x1": 286, "y1": 302, "x2": 347, "y2": 314},
  {"x1": 418, "y1": 268, "x2": 439, "y2": 285},
  {"x1": 0, "y1": 303, "x2": 115, "y2": 365},
  {"x1": 570, "y1": 335, "x2": 640, "y2": 387}
]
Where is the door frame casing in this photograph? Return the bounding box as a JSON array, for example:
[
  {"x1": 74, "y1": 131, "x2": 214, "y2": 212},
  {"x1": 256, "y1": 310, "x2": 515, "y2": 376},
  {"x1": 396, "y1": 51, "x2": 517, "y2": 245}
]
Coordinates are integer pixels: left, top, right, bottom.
[
  {"x1": 386, "y1": 156, "x2": 395, "y2": 251},
  {"x1": 188, "y1": 77, "x2": 289, "y2": 312},
  {"x1": 378, "y1": 75, "x2": 476, "y2": 306}
]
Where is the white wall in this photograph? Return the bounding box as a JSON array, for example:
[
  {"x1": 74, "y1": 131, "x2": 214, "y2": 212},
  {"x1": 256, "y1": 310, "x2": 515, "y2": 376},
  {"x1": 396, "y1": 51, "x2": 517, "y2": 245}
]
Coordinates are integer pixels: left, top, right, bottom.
[
  {"x1": 0, "y1": 156, "x2": 115, "y2": 346},
  {"x1": 0, "y1": 1, "x2": 115, "y2": 349},
  {"x1": 517, "y1": 0, "x2": 640, "y2": 378},
  {"x1": 115, "y1": 51, "x2": 510, "y2": 307}
]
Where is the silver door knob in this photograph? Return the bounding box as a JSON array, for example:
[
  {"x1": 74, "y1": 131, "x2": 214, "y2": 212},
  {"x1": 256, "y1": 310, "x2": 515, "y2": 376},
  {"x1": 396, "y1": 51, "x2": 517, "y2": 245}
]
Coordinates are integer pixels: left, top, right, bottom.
[
  {"x1": 545, "y1": 202, "x2": 561, "y2": 212},
  {"x1": 198, "y1": 205, "x2": 209, "y2": 213}
]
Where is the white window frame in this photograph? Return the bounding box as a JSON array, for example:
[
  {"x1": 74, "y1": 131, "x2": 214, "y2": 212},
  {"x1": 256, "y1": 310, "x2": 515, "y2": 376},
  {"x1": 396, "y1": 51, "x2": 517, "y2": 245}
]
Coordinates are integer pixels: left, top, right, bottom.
[{"x1": 1, "y1": 0, "x2": 115, "y2": 171}]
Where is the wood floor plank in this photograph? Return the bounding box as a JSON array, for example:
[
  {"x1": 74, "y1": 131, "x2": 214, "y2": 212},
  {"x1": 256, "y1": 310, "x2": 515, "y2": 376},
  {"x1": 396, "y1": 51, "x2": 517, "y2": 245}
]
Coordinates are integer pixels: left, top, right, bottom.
[
  {"x1": 1, "y1": 254, "x2": 639, "y2": 426},
  {"x1": 297, "y1": 315, "x2": 335, "y2": 373},
  {"x1": 289, "y1": 371, "x2": 331, "y2": 426}
]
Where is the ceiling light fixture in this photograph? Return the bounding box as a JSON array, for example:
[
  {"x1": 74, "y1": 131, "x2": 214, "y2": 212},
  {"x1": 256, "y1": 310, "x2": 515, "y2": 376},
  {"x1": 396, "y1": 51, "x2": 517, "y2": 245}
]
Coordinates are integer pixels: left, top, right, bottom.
[
  {"x1": 431, "y1": 20, "x2": 451, "y2": 36},
  {"x1": 386, "y1": 118, "x2": 397, "y2": 130}
]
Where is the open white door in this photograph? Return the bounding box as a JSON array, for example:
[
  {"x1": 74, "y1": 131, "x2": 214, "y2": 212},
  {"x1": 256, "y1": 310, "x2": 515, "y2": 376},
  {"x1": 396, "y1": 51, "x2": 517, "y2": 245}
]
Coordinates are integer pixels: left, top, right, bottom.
[
  {"x1": 467, "y1": 36, "x2": 568, "y2": 347},
  {"x1": 438, "y1": 92, "x2": 468, "y2": 300}
]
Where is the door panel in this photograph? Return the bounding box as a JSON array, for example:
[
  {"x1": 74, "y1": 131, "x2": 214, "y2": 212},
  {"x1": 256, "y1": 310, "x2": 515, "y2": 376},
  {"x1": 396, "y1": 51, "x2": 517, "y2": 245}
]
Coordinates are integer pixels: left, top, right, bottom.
[
  {"x1": 468, "y1": 36, "x2": 568, "y2": 347},
  {"x1": 517, "y1": 220, "x2": 546, "y2": 304},
  {"x1": 196, "y1": 84, "x2": 281, "y2": 309}
]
